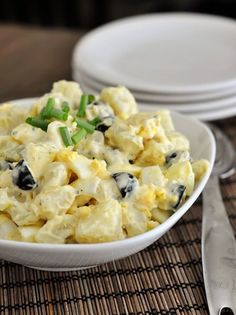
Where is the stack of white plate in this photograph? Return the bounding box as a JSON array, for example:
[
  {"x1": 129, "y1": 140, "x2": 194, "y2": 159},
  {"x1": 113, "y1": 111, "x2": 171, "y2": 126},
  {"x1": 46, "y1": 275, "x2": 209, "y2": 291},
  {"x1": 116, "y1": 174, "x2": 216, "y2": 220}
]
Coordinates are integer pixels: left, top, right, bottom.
[{"x1": 72, "y1": 13, "x2": 236, "y2": 121}]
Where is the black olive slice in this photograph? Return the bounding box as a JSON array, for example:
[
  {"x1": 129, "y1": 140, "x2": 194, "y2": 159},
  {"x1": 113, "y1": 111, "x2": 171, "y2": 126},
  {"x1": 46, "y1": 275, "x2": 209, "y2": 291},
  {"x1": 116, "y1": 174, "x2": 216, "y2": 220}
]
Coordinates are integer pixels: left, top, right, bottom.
[
  {"x1": 165, "y1": 152, "x2": 178, "y2": 165},
  {"x1": 165, "y1": 151, "x2": 190, "y2": 167},
  {"x1": 12, "y1": 160, "x2": 37, "y2": 190},
  {"x1": 96, "y1": 116, "x2": 114, "y2": 133},
  {"x1": 112, "y1": 172, "x2": 137, "y2": 198},
  {"x1": 92, "y1": 101, "x2": 101, "y2": 106},
  {"x1": 172, "y1": 184, "x2": 186, "y2": 209}
]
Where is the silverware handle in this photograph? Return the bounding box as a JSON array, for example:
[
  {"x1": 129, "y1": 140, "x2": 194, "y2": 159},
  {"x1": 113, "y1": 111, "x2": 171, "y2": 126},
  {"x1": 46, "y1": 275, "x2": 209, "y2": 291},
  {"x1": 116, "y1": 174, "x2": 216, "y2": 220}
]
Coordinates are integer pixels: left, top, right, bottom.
[
  {"x1": 219, "y1": 307, "x2": 235, "y2": 315},
  {"x1": 202, "y1": 176, "x2": 236, "y2": 315}
]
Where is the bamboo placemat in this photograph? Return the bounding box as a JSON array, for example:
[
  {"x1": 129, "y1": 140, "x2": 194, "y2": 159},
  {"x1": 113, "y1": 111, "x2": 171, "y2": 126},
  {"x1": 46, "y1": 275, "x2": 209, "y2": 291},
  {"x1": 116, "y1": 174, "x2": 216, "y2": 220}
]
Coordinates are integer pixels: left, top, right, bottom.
[{"x1": 0, "y1": 118, "x2": 236, "y2": 315}]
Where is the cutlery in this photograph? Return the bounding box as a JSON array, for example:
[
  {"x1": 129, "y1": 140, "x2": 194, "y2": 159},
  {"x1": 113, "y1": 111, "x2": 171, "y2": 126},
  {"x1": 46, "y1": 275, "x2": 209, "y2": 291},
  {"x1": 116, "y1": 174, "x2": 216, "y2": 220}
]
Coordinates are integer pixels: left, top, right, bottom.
[{"x1": 202, "y1": 124, "x2": 236, "y2": 315}]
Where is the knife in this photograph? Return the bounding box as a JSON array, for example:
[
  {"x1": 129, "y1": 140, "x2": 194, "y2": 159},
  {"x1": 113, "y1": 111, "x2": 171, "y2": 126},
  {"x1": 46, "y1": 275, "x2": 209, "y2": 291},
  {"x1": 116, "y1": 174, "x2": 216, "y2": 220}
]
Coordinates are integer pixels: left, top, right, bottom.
[{"x1": 202, "y1": 175, "x2": 236, "y2": 314}]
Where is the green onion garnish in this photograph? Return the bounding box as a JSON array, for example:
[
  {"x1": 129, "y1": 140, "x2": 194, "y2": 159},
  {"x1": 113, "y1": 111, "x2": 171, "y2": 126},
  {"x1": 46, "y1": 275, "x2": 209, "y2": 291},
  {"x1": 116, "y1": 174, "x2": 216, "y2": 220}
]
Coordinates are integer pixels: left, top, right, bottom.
[
  {"x1": 72, "y1": 129, "x2": 87, "y2": 144},
  {"x1": 76, "y1": 118, "x2": 95, "y2": 134},
  {"x1": 62, "y1": 101, "x2": 70, "y2": 113},
  {"x1": 77, "y1": 95, "x2": 89, "y2": 117},
  {"x1": 40, "y1": 97, "x2": 55, "y2": 119},
  {"x1": 88, "y1": 95, "x2": 95, "y2": 103},
  {"x1": 26, "y1": 117, "x2": 49, "y2": 131},
  {"x1": 40, "y1": 97, "x2": 68, "y2": 121},
  {"x1": 89, "y1": 116, "x2": 101, "y2": 126},
  {"x1": 59, "y1": 127, "x2": 73, "y2": 147},
  {"x1": 50, "y1": 108, "x2": 68, "y2": 121}
]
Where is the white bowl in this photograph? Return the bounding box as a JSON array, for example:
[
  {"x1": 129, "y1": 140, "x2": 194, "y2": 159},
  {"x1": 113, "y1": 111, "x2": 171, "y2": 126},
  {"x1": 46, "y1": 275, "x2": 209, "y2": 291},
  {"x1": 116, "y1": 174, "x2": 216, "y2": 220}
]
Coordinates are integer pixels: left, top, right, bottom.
[{"x1": 0, "y1": 98, "x2": 216, "y2": 271}]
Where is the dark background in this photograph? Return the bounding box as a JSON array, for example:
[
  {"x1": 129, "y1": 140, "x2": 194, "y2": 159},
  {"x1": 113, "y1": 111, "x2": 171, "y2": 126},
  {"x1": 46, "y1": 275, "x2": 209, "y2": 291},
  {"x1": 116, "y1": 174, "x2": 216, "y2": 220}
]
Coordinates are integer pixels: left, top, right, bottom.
[{"x1": 0, "y1": 0, "x2": 235, "y2": 29}]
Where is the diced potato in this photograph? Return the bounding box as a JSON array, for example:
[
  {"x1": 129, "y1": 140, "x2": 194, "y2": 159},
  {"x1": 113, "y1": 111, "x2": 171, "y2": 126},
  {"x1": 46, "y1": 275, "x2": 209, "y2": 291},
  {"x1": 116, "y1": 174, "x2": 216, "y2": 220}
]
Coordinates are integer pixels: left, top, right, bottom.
[
  {"x1": 74, "y1": 206, "x2": 92, "y2": 219},
  {"x1": 46, "y1": 121, "x2": 69, "y2": 150},
  {"x1": 0, "y1": 188, "x2": 12, "y2": 211},
  {"x1": 77, "y1": 131, "x2": 105, "y2": 160},
  {"x1": 68, "y1": 195, "x2": 92, "y2": 213},
  {"x1": 158, "y1": 110, "x2": 174, "y2": 132},
  {"x1": 76, "y1": 199, "x2": 124, "y2": 243},
  {"x1": 140, "y1": 166, "x2": 166, "y2": 187},
  {"x1": 103, "y1": 148, "x2": 129, "y2": 165},
  {"x1": 153, "y1": 125, "x2": 170, "y2": 143},
  {"x1": 90, "y1": 159, "x2": 109, "y2": 179},
  {"x1": 165, "y1": 161, "x2": 195, "y2": 196},
  {"x1": 35, "y1": 215, "x2": 75, "y2": 243},
  {"x1": 71, "y1": 176, "x2": 101, "y2": 197},
  {"x1": 156, "y1": 183, "x2": 187, "y2": 211},
  {"x1": 122, "y1": 202, "x2": 149, "y2": 237},
  {"x1": 6, "y1": 201, "x2": 39, "y2": 226},
  {"x1": 128, "y1": 113, "x2": 159, "y2": 138},
  {"x1": 96, "y1": 178, "x2": 121, "y2": 202},
  {"x1": 11, "y1": 123, "x2": 46, "y2": 144},
  {"x1": 41, "y1": 162, "x2": 69, "y2": 189},
  {"x1": 0, "y1": 136, "x2": 23, "y2": 162},
  {"x1": 85, "y1": 102, "x2": 114, "y2": 121},
  {"x1": 147, "y1": 220, "x2": 160, "y2": 230},
  {"x1": 0, "y1": 170, "x2": 13, "y2": 189},
  {"x1": 30, "y1": 92, "x2": 65, "y2": 116},
  {"x1": 34, "y1": 185, "x2": 76, "y2": 219},
  {"x1": 18, "y1": 225, "x2": 42, "y2": 242},
  {"x1": 136, "y1": 140, "x2": 173, "y2": 166},
  {"x1": 192, "y1": 159, "x2": 209, "y2": 182},
  {"x1": 134, "y1": 185, "x2": 157, "y2": 214},
  {"x1": 106, "y1": 120, "x2": 143, "y2": 160},
  {"x1": 57, "y1": 151, "x2": 93, "y2": 179},
  {"x1": 167, "y1": 131, "x2": 190, "y2": 151},
  {"x1": 0, "y1": 103, "x2": 29, "y2": 134},
  {"x1": 57, "y1": 151, "x2": 109, "y2": 179},
  {"x1": 100, "y1": 86, "x2": 138, "y2": 119},
  {"x1": 21, "y1": 143, "x2": 56, "y2": 180},
  {"x1": 0, "y1": 214, "x2": 21, "y2": 240},
  {"x1": 152, "y1": 208, "x2": 173, "y2": 223},
  {"x1": 51, "y1": 80, "x2": 83, "y2": 109}
]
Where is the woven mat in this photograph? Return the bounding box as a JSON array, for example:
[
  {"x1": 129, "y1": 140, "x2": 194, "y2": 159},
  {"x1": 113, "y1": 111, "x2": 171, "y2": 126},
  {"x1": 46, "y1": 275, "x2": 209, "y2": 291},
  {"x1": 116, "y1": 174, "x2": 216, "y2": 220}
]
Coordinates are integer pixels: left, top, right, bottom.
[{"x1": 0, "y1": 118, "x2": 236, "y2": 315}]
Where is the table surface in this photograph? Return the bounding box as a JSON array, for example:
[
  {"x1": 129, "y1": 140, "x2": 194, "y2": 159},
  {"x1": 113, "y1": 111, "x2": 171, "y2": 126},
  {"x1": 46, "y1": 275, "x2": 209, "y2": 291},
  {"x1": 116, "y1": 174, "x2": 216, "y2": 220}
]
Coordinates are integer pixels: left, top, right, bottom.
[{"x1": 0, "y1": 24, "x2": 236, "y2": 315}]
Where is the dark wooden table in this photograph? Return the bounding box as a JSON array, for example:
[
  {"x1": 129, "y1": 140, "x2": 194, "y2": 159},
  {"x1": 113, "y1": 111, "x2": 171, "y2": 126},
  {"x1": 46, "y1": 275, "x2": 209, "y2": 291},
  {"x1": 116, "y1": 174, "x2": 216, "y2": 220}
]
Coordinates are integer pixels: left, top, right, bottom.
[
  {"x1": 0, "y1": 24, "x2": 236, "y2": 315},
  {"x1": 0, "y1": 24, "x2": 82, "y2": 102}
]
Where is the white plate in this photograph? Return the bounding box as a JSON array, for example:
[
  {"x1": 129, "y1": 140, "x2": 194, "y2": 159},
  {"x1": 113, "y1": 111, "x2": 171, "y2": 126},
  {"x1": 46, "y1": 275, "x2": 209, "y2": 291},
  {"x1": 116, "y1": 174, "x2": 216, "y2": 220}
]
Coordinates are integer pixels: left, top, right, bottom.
[
  {"x1": 0, "y1": 98, "x2": 215, "y2": 271},
  {"x1": 72, "y1": 13, "x2": 236, "y2": 94},
  {"x1": 139, "y1": 102, "x2": 236, "y2": 121},
  {"x1": 73, "y1": 72, "x2": 236, "y2": 119},
  {"x1": 187, "y1": 104, "x2": 236, "y2": 121},
  {"x1": 73, "y1": 70, "x2": 236, "y2": 112},
  {"x1": 75, "y1": 69, "x2": 236, "y2": 104},
  {"x1": 137, "y1": 97, "x2": 236, "y2": 115}
]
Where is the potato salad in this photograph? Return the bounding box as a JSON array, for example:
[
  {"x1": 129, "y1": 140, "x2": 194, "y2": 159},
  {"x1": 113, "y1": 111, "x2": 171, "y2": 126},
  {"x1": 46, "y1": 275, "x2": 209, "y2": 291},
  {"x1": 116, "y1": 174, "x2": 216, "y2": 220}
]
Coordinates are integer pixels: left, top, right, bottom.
[{"x1": 0, "y1": 81, "x2": 208, "y2": 244}]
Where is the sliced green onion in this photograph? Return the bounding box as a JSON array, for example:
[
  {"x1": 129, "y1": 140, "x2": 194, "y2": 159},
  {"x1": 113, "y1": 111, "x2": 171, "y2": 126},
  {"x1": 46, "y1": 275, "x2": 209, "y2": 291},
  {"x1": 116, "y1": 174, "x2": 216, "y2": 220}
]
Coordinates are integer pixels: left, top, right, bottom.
[
  {"x1": 41, "y1": 98, "x2": 68, "y2": 121},
  {"x1": 26, "y1": 117, "x2": 49, "y2": 131},
  {"x1": 62, "y1": 101, "x2": 70, "y2": 113},
  {"x1": 88, "y1": 95, "x2": 95, "y2": 103},
  {"x1": 89, "y1": 116, "x2": 101, "y2": 126},
  {"x1": 72, "y1": 129, "x2": 87, "y2": 144},
  {"x1": 76, "y1": 118, "x2": 95, "y2": 134},
  {"x1": 50, "y1": 108, "x2": 68, "y2": 121},
  {"x1": 77, "y1": 95, "x2": 89, "y2": 117},
  {"x1": 40, "y1": 97, "x2": 55, "y2": 119},
  {"x1": 59, "y1": 127, "x2": 73, "y2": 147}
]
